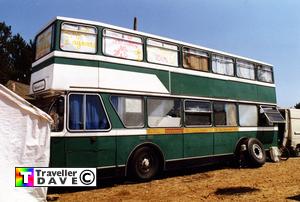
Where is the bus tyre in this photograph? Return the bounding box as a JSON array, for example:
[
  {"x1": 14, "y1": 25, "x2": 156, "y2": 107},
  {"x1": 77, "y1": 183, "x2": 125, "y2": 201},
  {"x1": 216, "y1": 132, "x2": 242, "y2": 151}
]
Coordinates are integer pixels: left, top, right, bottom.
[
  {"x1": 294, "y1": 146, "x2": 300, "y2": 157},
  {"x1": 246, "y1": 138, "x2": 266, "y2": 167},
  {"x1": 130, "y1": 146, "x2": 160, "y2": 181}
]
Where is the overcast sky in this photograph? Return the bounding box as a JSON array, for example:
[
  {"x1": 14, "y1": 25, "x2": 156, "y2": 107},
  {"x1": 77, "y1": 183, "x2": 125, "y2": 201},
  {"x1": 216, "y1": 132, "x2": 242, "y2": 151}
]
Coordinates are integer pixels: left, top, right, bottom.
[{"x1": 2, "y1": 0, "x2": 300, "y2": 107}]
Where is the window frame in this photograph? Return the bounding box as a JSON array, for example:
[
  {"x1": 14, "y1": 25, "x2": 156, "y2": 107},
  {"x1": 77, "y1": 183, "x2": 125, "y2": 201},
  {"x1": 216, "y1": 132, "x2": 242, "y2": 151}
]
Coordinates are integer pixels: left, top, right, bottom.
[
  {"x1": 213, "y1": 101, "x2": 238, "y2": 127},
  {"x1": 146, "y1": 38, "x2": 179, "y2": 67},
  {"x1": 147, "y1": 97, "x2": 182, "y2": 128},
  {"x1": 110, "y1": 95, "x2": 145, "y2": 128},
  {"x1": 102, "y1": 28, "x2": 144, "y2": 61},
  {"x1": 67, "y1": 92, "x2": 111, "y2": 132},
  {"x1": 259, "y1": 105, "x2": 285, "y2": 124},
  {"x1": 236, "y1": 59, "x2": 256, "y2": 80},
  {"x1": 182, "y1": 46, "x2": 210, "y2": 72},
  {"x1": 211, "y1": 54, "x2": 235, "y2": 77},
  {"x1": 238, "y1": 104, "x2": 258, "y2": 127},
  {"x1": 60, "y1": 22, "x2": 98, "y2": 54},
  {"x1": 35, "y1": 24, "x2": 54, "y2": 60},
  {"x1": 257, "y1": 65, "x2": 274, "y2": 83},
  {"x1": 184, "y1": 99, "x2": 213, "y2": 127}
]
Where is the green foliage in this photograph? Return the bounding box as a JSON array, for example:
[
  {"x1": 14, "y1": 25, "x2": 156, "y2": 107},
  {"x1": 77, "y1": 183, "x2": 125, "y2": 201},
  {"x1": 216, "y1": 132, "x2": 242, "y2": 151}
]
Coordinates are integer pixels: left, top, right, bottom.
[
  {"x1": 0, "y1": 22, "x2": 34, "y2": 84},
  {"x1": 295, "y1": 102, "x2": 300, "y2": 109}
]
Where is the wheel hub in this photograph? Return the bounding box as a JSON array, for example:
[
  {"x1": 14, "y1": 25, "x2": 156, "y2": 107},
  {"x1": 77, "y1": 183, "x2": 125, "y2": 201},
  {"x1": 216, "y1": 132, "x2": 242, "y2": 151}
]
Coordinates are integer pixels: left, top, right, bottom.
[
  {"x1": 141, "y1": 158, "x2": 150, "y2": 168},
  {"x1": 252, "y1": 144, "x2": 263, "y2": 159}
]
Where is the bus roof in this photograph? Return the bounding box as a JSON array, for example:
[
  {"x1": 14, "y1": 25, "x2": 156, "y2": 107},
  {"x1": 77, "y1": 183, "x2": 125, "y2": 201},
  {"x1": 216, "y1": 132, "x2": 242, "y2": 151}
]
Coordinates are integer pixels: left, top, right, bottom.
[{"x1": 37, "y1": 16, "x2": 273, "y2": 67}]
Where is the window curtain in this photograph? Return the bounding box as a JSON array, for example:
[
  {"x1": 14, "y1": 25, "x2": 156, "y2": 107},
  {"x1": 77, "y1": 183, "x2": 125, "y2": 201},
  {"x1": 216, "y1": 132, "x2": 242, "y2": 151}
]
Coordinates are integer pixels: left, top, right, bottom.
[
  {"x1": 69, "y1": 94, "x2": 83, "y2": 129},
  {"x1": 212, "y1": 55, "x2": 234, "y2": 76}
]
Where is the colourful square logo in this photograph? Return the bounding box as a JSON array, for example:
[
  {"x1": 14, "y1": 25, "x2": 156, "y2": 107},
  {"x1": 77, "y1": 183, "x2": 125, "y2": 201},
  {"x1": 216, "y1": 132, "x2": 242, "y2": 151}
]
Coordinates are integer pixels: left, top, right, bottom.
[{"x1": 15, "y1": 167, "x2": 34, "y2": 187}]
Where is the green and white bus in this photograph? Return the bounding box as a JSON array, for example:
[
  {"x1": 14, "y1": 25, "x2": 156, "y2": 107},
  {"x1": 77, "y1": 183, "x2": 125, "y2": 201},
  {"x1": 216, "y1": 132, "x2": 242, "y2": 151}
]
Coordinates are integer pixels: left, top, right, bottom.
[{"x1": 30, "y1": 16, "x2": 284, "y2": 180}]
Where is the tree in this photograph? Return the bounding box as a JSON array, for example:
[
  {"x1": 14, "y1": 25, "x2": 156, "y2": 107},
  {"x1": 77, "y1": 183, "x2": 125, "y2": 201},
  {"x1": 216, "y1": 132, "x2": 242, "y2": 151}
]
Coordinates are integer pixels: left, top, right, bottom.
[
  {"x1": 295, "y1": 102, "x2": 300, "y2": 109},
  {"x1": 0, "y1": 21, "x2": 34, "y2": 84}
]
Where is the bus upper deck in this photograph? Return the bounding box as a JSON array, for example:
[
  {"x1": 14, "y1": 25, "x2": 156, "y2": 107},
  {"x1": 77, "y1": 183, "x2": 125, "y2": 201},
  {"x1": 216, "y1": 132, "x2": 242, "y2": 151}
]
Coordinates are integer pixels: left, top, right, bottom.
[{"x1": 31, "y1": 16, "x2": 276, "y2": 104}]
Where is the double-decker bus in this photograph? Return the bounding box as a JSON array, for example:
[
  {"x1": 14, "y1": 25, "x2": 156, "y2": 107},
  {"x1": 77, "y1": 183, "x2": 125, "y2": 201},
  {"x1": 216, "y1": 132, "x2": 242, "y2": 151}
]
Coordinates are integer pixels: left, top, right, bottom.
[{"x1": 30, "y1": 16, "x2": 284, "y2": 180}]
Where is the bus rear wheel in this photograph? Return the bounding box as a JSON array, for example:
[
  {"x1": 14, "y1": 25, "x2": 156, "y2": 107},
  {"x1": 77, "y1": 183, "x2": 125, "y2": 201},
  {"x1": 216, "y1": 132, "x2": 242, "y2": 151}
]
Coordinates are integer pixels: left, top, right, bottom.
[
  {"x1": 130, "y1": 146, "x2": 160, "y2": 181},
  {"x1": 246, "y1": 138, "x2": 266, "y2": 167}
]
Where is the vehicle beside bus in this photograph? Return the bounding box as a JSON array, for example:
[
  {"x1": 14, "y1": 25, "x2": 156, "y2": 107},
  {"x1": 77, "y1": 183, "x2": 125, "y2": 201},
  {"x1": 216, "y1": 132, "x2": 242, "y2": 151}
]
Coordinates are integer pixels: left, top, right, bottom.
[
  {"x1": 279, "y1": 109, "x2": 300, "y2": 157},
  {"x1": 30, "y1": 16, "x2": 285, "y2": 180}
]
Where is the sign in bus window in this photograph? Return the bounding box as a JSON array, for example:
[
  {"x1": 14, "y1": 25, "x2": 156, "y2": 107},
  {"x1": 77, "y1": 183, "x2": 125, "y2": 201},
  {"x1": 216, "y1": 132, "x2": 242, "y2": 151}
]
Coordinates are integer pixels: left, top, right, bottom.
[
  {"x1": 103, "y1": 29, "x2": 143, "y2": 61},
  {"x1": 183, "y1": 48, "x2": 209, "y2": 72},
  {"x1": 257, "y1": 66, "x2": 273, "y2": 83},
  {"x1": 147, "y1": 39, "x2": 178, "y2": 66},
  {"x1": 147, "y1": 98, "x2": 181, "y2": 127},
  {"x1": 213, "y1": 102, "x2": 237, "y2": 126},
  {"x1": 236, "y1": 60, "x2": 255, "y2": 80},
  {"x1": 60, "y1": 23, "x2": 97, "y2": 53},
  {"x1": 184, "y1": 100, "x2": 212, "y2": 126},
  {"x1": 36, "y1": 25, "x2": 53, "y2": 60},
  {"x1": 110, "y1": 96, "x2": 144, "y2": 128},
  {"x1": 212, "y1": 55, "x2": 234, "y2": 76}
]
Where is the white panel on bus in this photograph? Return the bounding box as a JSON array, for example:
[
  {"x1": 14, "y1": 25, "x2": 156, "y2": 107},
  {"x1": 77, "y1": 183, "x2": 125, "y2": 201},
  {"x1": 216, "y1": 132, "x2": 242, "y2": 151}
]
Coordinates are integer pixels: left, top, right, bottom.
[{"x1": 98, "y1": 68, "x2": 169, "y2": 94}]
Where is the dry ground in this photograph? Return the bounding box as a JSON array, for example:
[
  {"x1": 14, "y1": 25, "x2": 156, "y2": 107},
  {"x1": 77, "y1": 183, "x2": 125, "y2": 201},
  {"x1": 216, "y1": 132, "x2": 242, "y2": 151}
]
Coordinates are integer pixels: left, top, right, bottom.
[{"x1": 50, "y1": 158, "x2": 300, "y2": 201}]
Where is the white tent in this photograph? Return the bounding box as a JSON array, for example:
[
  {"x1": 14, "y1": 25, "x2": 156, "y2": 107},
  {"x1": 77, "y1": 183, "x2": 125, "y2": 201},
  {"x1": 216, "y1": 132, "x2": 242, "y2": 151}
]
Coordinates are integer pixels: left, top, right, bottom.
[{"x1": 0, "y1": 84, "x2": 52, "y2": 202}]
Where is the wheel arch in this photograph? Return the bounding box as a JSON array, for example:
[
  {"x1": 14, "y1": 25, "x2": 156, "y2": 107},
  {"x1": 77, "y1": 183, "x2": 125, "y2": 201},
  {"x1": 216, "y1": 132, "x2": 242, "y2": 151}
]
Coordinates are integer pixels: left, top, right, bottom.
[
  {"x1": 125, "y1": 142, "x2": 165, "y2": 177},
  {"x1": 234, "y1": 137, "x2": 249, "y2": 156}
]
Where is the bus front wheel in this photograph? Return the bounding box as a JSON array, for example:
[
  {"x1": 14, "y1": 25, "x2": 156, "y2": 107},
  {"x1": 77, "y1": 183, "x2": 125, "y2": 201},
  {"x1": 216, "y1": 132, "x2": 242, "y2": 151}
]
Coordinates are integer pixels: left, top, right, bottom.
[
  {"x1": 246, "y1": 138, "x2": 266, "y2": 167},
  {"x1": 130, "y1": 146, "x2": 160, "y2": 181}
]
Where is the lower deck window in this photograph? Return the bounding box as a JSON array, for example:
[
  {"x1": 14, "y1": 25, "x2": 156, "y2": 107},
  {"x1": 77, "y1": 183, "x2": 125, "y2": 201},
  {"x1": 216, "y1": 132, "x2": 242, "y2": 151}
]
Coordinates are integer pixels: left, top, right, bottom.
[
  {"x1": 239, "y1": 104, "x2": 258, "y2": 126},
  {"x1": 68, "y1": 94, "x2": 110, "y2": 131},
  {"x1": 213, "y1": 102, "x2": 237, "y2": 126},
  {"x1": 147, "y1": 98, "x2": 181, "y2": 127},
  {"x1": 184, "y1": 100, "x2": 212, "y2": 126},
  {"x1": 111, "y1": 95, "x2": 144, "y2": 128},
  {"x1": 259, "y1": 105, "x2": 285, "y2": 126}
]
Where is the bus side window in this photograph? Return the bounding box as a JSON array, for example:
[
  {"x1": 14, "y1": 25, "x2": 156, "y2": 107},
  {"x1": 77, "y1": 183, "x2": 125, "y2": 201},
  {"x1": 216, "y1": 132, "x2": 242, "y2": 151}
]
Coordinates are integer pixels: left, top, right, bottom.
[
  {"x1": 68, "y1": 94, "x2": 110, "y2": 131},
  {"x1": 49, "y1": 96, "x2": 65, "y2": 132},
  {"x1": 147, "y1": 98, "x2": 181, "y2": 127}
]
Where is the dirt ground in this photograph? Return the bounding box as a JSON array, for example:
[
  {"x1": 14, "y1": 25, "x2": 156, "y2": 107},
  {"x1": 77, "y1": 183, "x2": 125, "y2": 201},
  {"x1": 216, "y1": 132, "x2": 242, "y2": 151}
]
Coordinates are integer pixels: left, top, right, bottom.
[{"x1": 51, "y1": 158, "x2": 300, "y2": 201}]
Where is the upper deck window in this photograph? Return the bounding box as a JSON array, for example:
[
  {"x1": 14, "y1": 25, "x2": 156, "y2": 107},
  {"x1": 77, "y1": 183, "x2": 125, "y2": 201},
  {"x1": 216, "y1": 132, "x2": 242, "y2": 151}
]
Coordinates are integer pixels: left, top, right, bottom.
[
  {"x1": 60, "y1": 23, "x2": 97, "y2": 53},
  {"x1": 147, "y1": 39, "x2": 178, "y2": 66},
  {"x1": 257, "y1": 65, "x2": 273, "y2": 83},
  {"x1": 183, "y1": 48, "x2": 209, "y2": 72},
  {"x1": 212, "y1": 55, "x2": 234, "y2": 76},
  {"x1": 236, "y1": 60, "x2": 255, "y2": 80},
  {"x1": 103, "y1": 29, "x2": 143, "y2": 61},
  {"x1": 36, "y1": 25, "x2": 53, "y2": 60}
]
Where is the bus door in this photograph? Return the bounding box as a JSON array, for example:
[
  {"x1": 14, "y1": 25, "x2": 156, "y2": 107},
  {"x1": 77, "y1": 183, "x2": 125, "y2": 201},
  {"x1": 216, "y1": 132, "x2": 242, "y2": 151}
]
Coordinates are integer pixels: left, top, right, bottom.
[{"x1": 63, "y1": 93, "x2": 115, "y2": 168}]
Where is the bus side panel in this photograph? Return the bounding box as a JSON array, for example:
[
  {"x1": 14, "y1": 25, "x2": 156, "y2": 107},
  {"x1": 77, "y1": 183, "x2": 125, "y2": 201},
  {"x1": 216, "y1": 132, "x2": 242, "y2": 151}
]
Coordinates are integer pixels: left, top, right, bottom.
[
  {"x1": 170, "y1": 73, "x2": 272, "y2": 103},
  {"x1": 116, "y1": 134, "x2": 184, "y2": 165},
  {"x1": 116, "y1": 136, "x2": 144, "y2": 166},
  {"x1": 256, "y1": 131, "x2": 278, "y2": 149},
  {"x1": 99, "y1": 61, "x2": 171, "y2": 90},
  {"x1": 257, "y1": 86, "x2": 276, "y2": 103},
  {"x1": 64, "y1": 136, "x2": 116, "y2": 167},
  {"x1": 50, "y1": 137, "x2": 66, "y2": 167},
  {"x1": 151, "y1": 134, "x2": 183, "y2": 160},
  {"x1": 184, "y1": 133, "x2": 214, "y2": 157},
  {"x1": 213, "y1": 132, "x2": 239, "y2": 155},
  {"x1": 238, "y1": 131, "x2": 277, "y2": 150}
]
